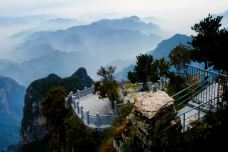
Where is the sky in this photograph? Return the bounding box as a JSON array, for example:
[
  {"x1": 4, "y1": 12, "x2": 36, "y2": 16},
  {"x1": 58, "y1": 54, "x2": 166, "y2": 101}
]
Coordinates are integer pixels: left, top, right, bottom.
[{"x1": 0, "y1": 0, "x2": 227, "y2": 34}]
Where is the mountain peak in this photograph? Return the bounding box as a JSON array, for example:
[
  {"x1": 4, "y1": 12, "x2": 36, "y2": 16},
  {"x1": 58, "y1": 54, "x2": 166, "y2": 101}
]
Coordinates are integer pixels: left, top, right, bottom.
[
  {"x1": 71, "y1": 67, "x2": 93, "y2": 87},
  {"x1": 148, "y1": 33, "x2": 192, "y2": 59},
  {"x1": 124, "y1": 16, "x2": 141, "y2": 22}
]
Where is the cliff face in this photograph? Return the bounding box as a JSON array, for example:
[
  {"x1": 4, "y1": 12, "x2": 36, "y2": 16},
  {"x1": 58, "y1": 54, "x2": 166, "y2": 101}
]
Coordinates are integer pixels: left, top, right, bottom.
[
  {"x1": 0, "y1": 76, "x2": 26, "y2": 150},
  {"x1": 20, "y1": 68, "x2": 93, "y2": 144},
  {"x1": 113, "y1": 91, "x2": 182, "y2": 152}
]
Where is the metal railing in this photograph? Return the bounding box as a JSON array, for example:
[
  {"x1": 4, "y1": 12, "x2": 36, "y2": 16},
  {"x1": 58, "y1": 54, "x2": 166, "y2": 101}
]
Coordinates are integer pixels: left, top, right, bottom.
[{"x1": 173, "y1": 64, "x2": 228, "y2": 132}]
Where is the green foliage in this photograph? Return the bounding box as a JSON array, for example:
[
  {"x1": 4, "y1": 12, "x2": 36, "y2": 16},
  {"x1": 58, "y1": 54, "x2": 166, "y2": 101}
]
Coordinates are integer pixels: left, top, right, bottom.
[
  {"x1": 97, "y1": 66, "x2": 120, "y2": 107},
  {"x1": 169, "y1": 44, "x2": 191, "y2": 71},
  {"x1": 128, "y1": 54, "x2": 170, "y2": 87},
  {"x1": 42, "y1": 87, "x2": 69, "y2": 128},
  {"x1": 211, "y1": 29, "x2": 228, "y2": 71},
  {"x1": 166, "y1": 72, "x2": 187, "y2": 96},
  {"x1": 150, "y1": 58, "x2": 170, "y2": 82},
  {"x1": 119, "y1": 103, "x2": 134, "y2": 123},
  {"x1": 128, "y1": 54, "x2": 154, "y2": 90},
  {"x1": 98, "y1": 103, "x2": 135, "y2": 152},
  {"x1": 135, "y1": 54, "x2": 154, "y2": 90},
  {"x1": 21, "y1": 71, "x2": 91, "y2": 137},
  {"x1": 97, "y1": 66, "x2": 116, "y2": 81},
  {"x1": 65, "y1": 116, "x2": 97, "y2": 152},
  {"x1": 190, "y1": 14, "x2": 223, "y2": 69},
  {"x1": 18, "y1": 138, "x2": 48, "y2": 152},
  {"x1": 127, "y1": 71, "x2": 137, "y2": 83},
  {"x1": 41, "y1": 87, "x2": 69, "y2": 151}
]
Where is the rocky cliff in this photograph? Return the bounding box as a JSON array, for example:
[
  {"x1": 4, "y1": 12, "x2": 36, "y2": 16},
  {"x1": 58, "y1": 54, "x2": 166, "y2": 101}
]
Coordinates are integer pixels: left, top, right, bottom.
[
  {"x1": 113, "y1": 91, "x2": 182, "y2": 152},
  {"x1": 0, "y1": 76, "x2": 26, "y2": 150},
  {"x1": 20, "y1": 67, "x2": 93, "y2": 144}
]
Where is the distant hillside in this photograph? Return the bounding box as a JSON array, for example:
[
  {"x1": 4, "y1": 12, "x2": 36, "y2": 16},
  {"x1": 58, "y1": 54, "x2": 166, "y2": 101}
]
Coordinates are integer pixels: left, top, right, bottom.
[
  {"x1": 115, "y1": 34, "x2": 192, "y2": 81},
  {"x1": 0, "y1": 76, "x2": 26, "y2": 150},
  {"x1": 114, "y1": 65, "x2": 135, "y2": 81},
  {"x1": 148, "y1": 34, "x2": 192, "y2": 59},
  {"x1": 0, "y1": 16, "x2": 166, "y2": 86}
]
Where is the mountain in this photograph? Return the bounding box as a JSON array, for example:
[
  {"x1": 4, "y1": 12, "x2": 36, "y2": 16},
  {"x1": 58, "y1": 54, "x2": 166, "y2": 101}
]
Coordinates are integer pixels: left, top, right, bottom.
[
  {"x1": 0, "y1": 76, "x2": 26, "y2": 150},
  {"x1": 114, "y1": 64, "x2": 135, "y2": 81},
  {"x1": 0, "y1": 16, "x2": 165, "y2": 86},
  {"x1": 0, "y1": 48, "x2": 98, "y2": 86},
  {"x1": 20, "y1": 67, "x2": 93, "y2": 144},
  {"x1": 107, "y1": 59, "x2": 135, "y2": 73},
  {"x1": 115, "y1": 34, "x2": 192, "y2": 81},
  {"x1": 71, "y1": 67, "x2": 94, "y2": 87},
  {"x1": 18, "y1": 16, "x2": 163, "y2": 61},
  {"x1": 0, "y1": 17, "x2": 27, "y2": 26},
  {"x1": 148, "y1": 34, "x2": 192, "y2": 59}
]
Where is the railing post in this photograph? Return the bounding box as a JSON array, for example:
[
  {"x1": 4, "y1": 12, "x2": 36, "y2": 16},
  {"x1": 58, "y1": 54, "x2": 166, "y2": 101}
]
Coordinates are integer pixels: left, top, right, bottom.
[
  {"x1": 76, "y1": 101, "x2": 79, "y2": 114},
  {"x1": 217, "y1": 79, "x2": 220, "y2": 109},
  {"x1": 86, "y1": 111, "x2": 90, "y2": 125},
  {"x1": 73, "y1": 100, "x2": 76, "y2": 109},
  {"x1": 80, "y1": 107, "x2": 84, "y2": 119},
  {"x1": 84, "y1": 87, "x2": 87, "y2": 96},
  {"x1": 77, "y1": 90, "x2": 80, "y2": 99},
  {"x1": 96, "y1": 112, "x2": 100, "y2": 127},
  {"x1": 183, "y1": 113, "x2": 186, "y2": 132},
  {"x1": 205, "y1": 86, "x2": 208, "y2": 103},
  {"x1": 198, "y1": 106, "x2": 201, "y2": 122}
]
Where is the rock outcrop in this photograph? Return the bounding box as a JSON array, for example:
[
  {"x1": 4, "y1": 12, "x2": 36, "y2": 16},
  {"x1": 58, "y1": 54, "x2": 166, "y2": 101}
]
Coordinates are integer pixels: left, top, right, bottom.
[
  {"x1": 0, "y1": 76, "x2": 26, "y2": 150},
  {"x1": 113, "y1": 91, "x2": 181, "y2": 152},
  {"x1": 20, "y1": 68, "x2": 93, "y2": 144}
]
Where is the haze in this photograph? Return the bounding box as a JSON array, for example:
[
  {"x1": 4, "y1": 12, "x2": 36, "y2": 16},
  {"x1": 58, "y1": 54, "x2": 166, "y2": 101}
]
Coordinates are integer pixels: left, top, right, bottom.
[{"x1": 0, "y1": 0, "x2": 228, "y2": 34}]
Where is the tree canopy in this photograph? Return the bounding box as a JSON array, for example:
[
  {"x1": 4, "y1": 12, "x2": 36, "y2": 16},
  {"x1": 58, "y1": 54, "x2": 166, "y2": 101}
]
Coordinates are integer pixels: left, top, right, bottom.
[
  {"x1": 190, "y1": 14, "x2": 223, "y2": 69},
  {"x1": 169, "y1": 44, "x2": 191, "y2": 72},
  {"x1": 96, "y1": 66, "x2": 120, "y2": 106},
  {"x1": 128, "y1": 54, "x2": 154, "y2": 90}
]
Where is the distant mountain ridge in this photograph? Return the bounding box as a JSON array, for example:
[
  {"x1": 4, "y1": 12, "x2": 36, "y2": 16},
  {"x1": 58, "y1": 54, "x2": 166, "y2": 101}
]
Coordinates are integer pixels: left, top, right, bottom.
[
  {"x1": 147, "y1": 34, "x2": 192, "y2": 59},
  {"x1": 0, "y1": 16, "x2": 165, "y2": 86},
  {"x1": 115, "y1": 34, "x2": 192, "y2": 81}
]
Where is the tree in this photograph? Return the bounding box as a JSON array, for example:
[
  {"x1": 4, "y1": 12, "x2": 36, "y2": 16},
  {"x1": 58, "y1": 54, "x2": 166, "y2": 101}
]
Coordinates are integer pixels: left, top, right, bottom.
[
  {"x1": 212, "y1": 29, "x2": 228, "y2": 71},
  {"x1": 127, "y1": 71, "x2": 137, "y2": 83},
  {"x1": 97, "y1": 66, "x2": 120, "y2": 107},
  {"x1": 41, "y1": 87, "x2": 69, "y2": 152},
  {"x1": 134, "y1": 54, "x2": 154, "y2": 90},
  {"x1": 97, "y1": 66, "x2": 116, "y2": 81},
  {"x1": 191, "y1": 14, "x2": 223, "y2": 69},
  {"x1": 169, "y1": 44, "x2": 191, "y2": 72},
  {"x1": 65, "y1": 116, "x2": 97, "y2": 152}
]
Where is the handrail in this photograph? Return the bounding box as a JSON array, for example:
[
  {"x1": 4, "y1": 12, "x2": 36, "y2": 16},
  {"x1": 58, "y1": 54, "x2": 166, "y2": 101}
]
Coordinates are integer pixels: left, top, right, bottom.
[
  {"x1": 175, "y1": 96, "x2": 219, "y2": 118},
  {"x1": 172, "y1": 65, "x2": 216, "y2": 99},
  {"x1": 175, "y1": 80, "x2": 210, "y2": 105},
  {"x1": 177, "y1": 81, "x2": 211, "y2": 105},
  {"x1": 172, "y1": 75, "x2": 208, "y2": 98}
]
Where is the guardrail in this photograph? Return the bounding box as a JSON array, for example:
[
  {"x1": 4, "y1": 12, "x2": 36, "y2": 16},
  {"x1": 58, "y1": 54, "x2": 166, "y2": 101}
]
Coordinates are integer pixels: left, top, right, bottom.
[
  {"x1": 65, "y1": 85, "x2": 116, "y2": 130},
  {"x1": 173, "y1": 64, "x2": 227, "y2": 132}
]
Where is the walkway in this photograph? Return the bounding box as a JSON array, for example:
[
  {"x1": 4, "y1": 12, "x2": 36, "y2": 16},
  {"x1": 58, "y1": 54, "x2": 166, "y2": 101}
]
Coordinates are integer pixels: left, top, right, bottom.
[{"x1": 74, "y1": 94, "x2": 113, "y2": 115}]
